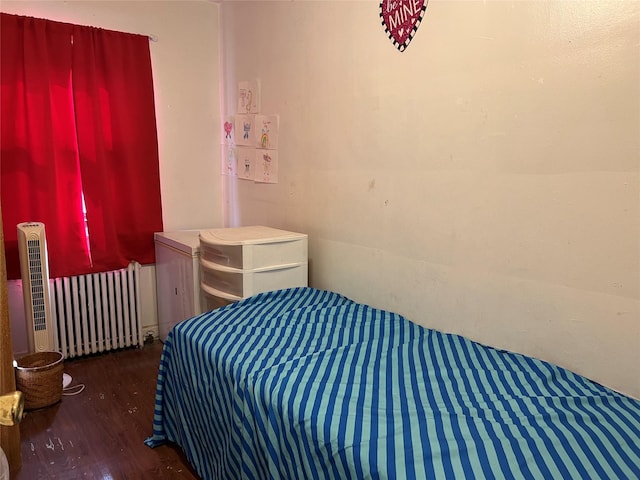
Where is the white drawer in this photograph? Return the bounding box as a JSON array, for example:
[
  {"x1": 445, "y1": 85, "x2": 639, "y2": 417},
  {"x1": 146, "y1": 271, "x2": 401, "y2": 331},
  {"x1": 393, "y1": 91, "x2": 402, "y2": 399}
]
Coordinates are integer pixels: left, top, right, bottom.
[
  {"x1": 200, "y1": 261, "x2": 307, "y2": 299},
  {"x1": 201, "y1": 287, "x2": 236, "y2": 310},
  {"x1": 199, "y1": 226, "x2": 307, "y2": 270}
]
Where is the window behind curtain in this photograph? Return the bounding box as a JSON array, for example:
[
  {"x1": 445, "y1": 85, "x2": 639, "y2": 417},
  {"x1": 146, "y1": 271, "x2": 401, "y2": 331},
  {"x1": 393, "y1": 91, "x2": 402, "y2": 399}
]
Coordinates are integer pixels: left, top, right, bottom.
[{"x1": 0, "y1": 13, "x2": 163, "y2": 279}]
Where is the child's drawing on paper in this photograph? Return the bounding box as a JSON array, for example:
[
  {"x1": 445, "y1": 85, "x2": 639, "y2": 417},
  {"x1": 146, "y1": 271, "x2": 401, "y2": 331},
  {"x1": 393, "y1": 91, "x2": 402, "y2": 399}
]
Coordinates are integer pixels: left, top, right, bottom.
[
  {"x1": 234, "y1": 115, "x2": 255, "y2": 146},
  {"x1": 221, "y1": 146, "x2": 237, "y2": 176},
  {"x1": 222, "y1": 117, "x2": 235, "y2": 145},
  {"x1": 256, "y1": 150, "x2": 278, "y2": 183},
  {"x1": 260, "y1": 124, "x2": 269, "y2": 149},
  {"x1": 224, "y1": 122, "x2": 233, "y2": 139},
  {"x1": 237, "y1": 80, "x2": 260, "y2": 114},
  {"x1": 254, "y1": 115, "x2": 279, "y2": 150},
  {"x1": 237, "y1": 147, "x2": 254, "y2": 180},
  {"x1": 262, "y1": 152, "x2": 271, "y2": 177}
]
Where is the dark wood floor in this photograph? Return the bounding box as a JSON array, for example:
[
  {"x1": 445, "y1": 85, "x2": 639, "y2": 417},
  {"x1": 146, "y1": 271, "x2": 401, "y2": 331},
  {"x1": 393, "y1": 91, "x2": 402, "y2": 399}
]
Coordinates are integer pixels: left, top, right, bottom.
[{"x1": 14, "y1": 341, "x2": 200, "y2": 479}]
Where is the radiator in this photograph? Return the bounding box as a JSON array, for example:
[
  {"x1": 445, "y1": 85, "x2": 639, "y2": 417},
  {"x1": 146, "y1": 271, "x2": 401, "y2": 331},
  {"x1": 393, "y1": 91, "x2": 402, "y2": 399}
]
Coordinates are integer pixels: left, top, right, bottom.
[{"x1": 49, "y1": 262, "x2": 143, "y2": 359}]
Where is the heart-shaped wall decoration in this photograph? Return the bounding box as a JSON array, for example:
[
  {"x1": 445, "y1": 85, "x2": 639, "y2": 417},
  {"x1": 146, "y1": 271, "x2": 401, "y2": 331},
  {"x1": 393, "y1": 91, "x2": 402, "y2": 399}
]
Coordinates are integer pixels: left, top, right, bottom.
[{"x1": 379, "y1": 0, "x2": 428, "y2": 52}]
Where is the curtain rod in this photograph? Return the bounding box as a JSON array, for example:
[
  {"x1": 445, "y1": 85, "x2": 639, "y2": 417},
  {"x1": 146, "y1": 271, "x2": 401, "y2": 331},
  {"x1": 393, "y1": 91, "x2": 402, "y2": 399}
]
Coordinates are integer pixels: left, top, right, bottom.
[{"x1": 3, "y1": 13, "x2": 160, "y2": 42}]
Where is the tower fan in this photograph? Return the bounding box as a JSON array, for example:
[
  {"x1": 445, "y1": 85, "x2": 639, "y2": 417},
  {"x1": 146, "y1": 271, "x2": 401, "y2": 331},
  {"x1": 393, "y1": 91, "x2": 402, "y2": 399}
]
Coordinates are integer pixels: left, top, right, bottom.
[{"x1": 17, "y1": 222, "x2": 54, "y2": 352}]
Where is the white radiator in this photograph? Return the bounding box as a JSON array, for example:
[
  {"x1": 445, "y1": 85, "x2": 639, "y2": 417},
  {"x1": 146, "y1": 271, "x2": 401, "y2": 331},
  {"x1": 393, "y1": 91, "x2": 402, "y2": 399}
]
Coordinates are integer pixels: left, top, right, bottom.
[{"x1": 49, "y1": 262, "x2": 143, "y2": 359}]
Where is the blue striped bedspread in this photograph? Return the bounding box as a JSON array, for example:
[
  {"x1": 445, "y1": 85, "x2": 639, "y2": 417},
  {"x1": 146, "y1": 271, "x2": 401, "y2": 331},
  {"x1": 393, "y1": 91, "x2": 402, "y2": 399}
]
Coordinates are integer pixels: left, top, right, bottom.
[{"x1": 146, "y1": 287, "x2": 640, "y2": 479}]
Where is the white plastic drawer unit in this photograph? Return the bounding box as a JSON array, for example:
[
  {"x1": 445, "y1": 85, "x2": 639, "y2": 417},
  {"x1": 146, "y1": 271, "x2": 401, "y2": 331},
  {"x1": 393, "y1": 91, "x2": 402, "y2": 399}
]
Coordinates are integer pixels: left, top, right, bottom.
[
  {"x1": 199, "y1": 226, "x2": 309, "y2": 302},
  {"x1": 199, "y1": 226, "x2": 307, "y2": 270}
]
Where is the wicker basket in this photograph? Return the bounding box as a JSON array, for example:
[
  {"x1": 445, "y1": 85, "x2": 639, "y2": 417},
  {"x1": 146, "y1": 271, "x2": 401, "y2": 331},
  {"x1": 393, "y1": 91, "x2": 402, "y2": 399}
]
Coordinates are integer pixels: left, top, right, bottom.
[{"x1": 15, "y1": 351, "x2": 64, "y2": 410}]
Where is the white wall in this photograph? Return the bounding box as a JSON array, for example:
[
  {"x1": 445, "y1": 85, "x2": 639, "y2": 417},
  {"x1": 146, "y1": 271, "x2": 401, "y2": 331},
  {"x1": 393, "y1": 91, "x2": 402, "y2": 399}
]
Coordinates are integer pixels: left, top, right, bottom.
[
  {"x1": 219, "y1": 1, "x2": 639, "y2": 398},
  {"x1": 2, "y1": 0, "x2": 224, "y2": 352}
]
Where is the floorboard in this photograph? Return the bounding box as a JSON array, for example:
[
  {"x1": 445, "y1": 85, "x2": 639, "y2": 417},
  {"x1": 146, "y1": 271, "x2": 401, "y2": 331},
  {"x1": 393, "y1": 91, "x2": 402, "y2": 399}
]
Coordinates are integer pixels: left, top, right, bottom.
[{"x1": 13, "y1": 341, "x2": 199, "y2": 479}]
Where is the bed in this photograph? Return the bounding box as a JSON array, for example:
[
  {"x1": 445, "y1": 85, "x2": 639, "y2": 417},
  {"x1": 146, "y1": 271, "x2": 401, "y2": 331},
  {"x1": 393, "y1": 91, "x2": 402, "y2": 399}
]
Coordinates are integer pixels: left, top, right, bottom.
[{"x1": 146, "y1": 287, "x2": 640, "y2": 479}]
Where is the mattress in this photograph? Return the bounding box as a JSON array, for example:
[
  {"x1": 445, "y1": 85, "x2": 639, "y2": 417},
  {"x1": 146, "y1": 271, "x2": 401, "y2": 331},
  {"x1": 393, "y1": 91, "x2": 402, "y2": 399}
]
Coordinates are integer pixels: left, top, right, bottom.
[{"x1": 146, "y1": 287, "x2": 640, "y2": 479}]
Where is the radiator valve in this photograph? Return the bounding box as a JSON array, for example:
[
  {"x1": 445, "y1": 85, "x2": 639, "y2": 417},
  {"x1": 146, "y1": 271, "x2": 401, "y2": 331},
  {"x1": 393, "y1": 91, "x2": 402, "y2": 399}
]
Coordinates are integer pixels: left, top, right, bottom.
[{"x1": 144, "y1": 331, "x2": 155, "y2": 344}]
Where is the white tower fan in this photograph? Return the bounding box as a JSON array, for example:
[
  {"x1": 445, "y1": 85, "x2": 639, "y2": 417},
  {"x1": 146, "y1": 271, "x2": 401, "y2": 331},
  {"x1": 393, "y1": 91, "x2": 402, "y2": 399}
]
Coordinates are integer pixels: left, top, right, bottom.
[{"x1": 17, "y1": 222, "x2": 55, "y2": 352}]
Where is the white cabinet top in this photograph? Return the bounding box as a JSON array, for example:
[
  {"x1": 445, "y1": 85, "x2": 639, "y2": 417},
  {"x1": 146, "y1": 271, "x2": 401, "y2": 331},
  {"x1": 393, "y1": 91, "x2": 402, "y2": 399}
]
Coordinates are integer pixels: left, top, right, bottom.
[
  {"x1": 155, "y1": 230, "x2": 203, "y2": 255},
  {"x1": 200, "y1": 226, "x2": 307, "y2": 246}
]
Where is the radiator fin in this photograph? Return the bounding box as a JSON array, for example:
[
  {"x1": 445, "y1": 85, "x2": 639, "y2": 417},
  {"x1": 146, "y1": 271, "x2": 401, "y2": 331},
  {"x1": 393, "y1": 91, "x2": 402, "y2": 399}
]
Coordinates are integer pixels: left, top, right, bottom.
[{"x1": 50, "y1": 263, "x2": 143, "y2": 359}]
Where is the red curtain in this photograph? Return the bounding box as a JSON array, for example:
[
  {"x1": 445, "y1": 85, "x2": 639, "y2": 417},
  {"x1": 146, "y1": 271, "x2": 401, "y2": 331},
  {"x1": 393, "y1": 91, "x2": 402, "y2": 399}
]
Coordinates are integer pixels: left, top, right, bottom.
[
  {"x1": 71, "y1": 25, "x2": 163, "y2": 273},
  {"x1": 0, "y1": 13, "x2": 163, "y2": 279},
  {"x1": 0, "y1": 14, "x2": 90, "y2": 279}
]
